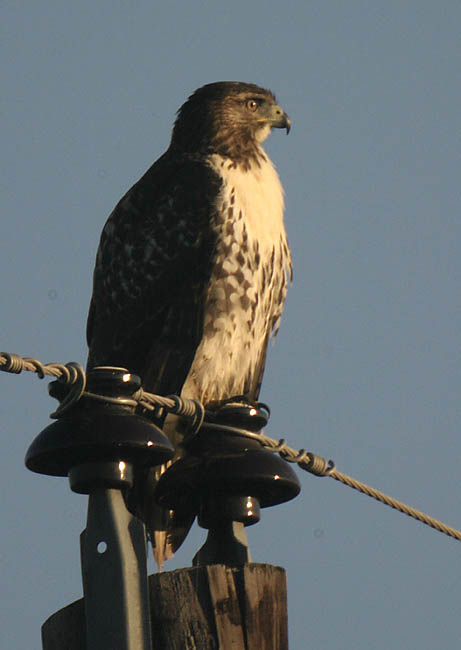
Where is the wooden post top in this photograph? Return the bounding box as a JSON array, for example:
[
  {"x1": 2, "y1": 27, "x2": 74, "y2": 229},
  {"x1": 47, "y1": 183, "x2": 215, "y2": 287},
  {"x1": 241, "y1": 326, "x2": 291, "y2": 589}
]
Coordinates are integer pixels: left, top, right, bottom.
[{"x1": 42, "y1": 563, "x2": 289, "y2": 650}]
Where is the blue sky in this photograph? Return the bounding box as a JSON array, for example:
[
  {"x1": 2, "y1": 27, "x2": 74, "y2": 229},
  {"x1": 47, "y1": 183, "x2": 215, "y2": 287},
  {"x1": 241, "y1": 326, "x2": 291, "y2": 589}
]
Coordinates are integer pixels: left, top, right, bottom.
[{"x1": 1, "y1": 2, "x2": 461, "y2": 648}]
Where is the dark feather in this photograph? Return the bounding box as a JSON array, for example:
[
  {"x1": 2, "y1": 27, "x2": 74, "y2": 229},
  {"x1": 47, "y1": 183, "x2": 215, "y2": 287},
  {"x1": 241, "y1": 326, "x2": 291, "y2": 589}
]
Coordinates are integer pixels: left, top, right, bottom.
[{"x1": 87, "y1": 152, "x2": 222, "y2": 395}]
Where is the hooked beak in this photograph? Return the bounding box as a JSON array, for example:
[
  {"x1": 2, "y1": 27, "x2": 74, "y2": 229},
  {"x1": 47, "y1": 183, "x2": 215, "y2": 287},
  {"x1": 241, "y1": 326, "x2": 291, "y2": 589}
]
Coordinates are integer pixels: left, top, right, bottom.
[{"x1": 271, "y1": 105, "x2": 291, "y2": 134}]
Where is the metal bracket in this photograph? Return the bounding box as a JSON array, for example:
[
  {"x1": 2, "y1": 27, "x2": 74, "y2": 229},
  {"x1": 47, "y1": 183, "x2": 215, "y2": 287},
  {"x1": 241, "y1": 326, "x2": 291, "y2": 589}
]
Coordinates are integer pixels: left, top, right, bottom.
[{"x1": 80, "y1": 484, "x2": 153, "y2": 650}]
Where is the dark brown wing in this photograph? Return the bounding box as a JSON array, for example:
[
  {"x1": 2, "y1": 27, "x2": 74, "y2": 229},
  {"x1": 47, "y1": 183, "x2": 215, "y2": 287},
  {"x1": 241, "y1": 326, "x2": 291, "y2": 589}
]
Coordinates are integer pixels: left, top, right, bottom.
[{"x1": 87, "y1": 151, "x2": 222, "y2": 396}]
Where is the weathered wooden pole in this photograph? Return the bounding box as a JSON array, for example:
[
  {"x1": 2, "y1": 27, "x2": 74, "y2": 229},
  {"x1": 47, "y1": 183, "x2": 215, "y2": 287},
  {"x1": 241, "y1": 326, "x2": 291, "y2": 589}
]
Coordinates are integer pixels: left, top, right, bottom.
[{"x1": 42, "y1": 563, "x2": 288, "y2": 650}]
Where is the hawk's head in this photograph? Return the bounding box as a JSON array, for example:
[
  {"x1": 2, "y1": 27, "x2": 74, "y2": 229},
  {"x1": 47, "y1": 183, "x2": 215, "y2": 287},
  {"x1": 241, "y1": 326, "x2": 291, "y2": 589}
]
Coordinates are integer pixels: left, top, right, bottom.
[{"x1": 170, "y1": 81, "x2": 290, "y2": 163}]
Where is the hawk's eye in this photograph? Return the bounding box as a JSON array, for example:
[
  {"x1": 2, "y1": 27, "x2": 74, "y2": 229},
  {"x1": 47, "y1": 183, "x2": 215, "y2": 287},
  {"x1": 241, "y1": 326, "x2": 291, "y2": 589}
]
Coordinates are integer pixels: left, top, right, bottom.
[{"x1": 246, "y1": 99, "x2": 260, "y2": 112}]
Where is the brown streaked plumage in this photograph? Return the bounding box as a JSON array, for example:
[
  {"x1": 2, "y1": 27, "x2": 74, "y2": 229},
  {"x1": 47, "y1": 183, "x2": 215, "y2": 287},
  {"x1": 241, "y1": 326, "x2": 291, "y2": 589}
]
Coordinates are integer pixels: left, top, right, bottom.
[{"x1": 86, "y1": 81, "x2": 292, "y2": 567}]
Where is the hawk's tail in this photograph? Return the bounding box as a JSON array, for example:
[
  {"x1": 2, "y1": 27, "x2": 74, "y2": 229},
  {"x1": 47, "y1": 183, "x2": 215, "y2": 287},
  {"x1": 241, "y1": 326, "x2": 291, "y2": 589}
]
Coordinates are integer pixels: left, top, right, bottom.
[{"x1": 128, "y1": 411, "x2": 195, "y2": 570}]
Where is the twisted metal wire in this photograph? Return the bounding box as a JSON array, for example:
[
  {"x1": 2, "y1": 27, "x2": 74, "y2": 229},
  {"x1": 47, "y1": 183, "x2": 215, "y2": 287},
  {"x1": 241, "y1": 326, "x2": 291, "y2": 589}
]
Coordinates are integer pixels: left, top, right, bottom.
[
  {"x1": 2, "y1": 351, "x2": 461, "y2": 542},
  {"x1": 257, "y1": 434, "x2": 461, "y2": 541}
]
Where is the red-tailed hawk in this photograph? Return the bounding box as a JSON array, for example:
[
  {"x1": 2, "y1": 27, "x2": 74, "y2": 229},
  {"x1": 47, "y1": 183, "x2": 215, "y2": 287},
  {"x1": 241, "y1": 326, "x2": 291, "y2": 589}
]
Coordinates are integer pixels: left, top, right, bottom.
[{"x1": 86, "y1": 81, "x2": 292, "y2": 566}]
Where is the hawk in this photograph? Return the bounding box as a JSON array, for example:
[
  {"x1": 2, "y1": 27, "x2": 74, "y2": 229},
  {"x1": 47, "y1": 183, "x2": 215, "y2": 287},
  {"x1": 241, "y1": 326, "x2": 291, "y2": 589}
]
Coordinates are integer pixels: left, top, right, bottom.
[{"x1": 86, "y1": 81, "x2": 292, "y2": 566}]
